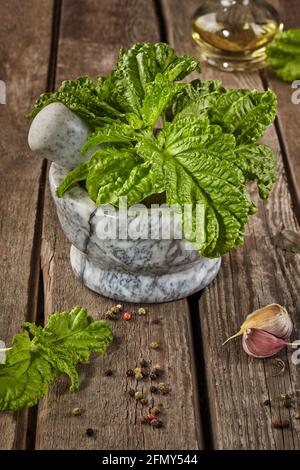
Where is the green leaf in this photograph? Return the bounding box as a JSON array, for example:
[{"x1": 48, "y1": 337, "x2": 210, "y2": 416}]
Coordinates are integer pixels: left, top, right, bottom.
[
  {"x1": 56, "y1": 161, "x2": 89, "y2": 198},
  {"x1": 0, "y1": 332, "x2": 57, "y2": 411},
  {"x1": 210, "y1": 89, "x2": 277, "y2": 144},
  {"x1": 0, "y1": 307, "x2": 113, "y2": 411},
  {"x1": 266, "y1": 29, "x2": 300, "y2": 82},
  {"x1": 28, "y1": 77, "x2": 123, "y2": 127}
]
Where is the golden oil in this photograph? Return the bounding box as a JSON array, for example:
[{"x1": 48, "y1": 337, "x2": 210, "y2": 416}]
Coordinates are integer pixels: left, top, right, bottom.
[{"x1": 192, "y1": 0, "x2": 283, "y2": 72}]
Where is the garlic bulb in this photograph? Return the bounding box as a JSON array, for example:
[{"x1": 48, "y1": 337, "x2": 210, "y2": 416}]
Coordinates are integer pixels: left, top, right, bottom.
[
  {"x1": 224, "y1": 304, "x2": 293, "y2": 344},
  {"x1": 242, "y1": 329, "x2": 290, "y2": 358},
  {"x1": 224, "y1": 303, "x2": 294, "y2": 359}
]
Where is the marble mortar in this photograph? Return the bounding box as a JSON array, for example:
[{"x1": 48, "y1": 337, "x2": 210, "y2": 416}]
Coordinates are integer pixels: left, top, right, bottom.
[{"x1": 29, "y1": 103, "x2": 221, "y2": 303}]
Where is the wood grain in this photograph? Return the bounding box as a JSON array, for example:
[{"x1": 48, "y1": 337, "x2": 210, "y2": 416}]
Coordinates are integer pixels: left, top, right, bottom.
[
  {"x1": 162, "y1": 0, "x2": 300, "y2": 449},
  {"x1": 36, "y1": 0, "x2": 202, "y2": 450},
  {"x1": 0, "y1": 0, "x2": 53, "y2": 450},
  {"x1": 263, "y1": 0, "x2": 300, "y2": 217}
]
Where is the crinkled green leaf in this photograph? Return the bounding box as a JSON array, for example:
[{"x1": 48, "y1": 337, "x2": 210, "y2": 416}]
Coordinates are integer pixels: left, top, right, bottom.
[
  {"x1": 56, "y1": 161, "x2": 89, "y2": 198},
  {"x1": 28, "y1": 76, "x2": 123, "y2": 127},
  {"x1": 210, "y1": 89, "x2": 277, "y2": 144},
  {"x1": 0, "y1": 307, "x2": 113, "y2": 411},
  {"x1": 0, "y1": 332, "x2": 57, "y2": 411},
  {"x1": 266, "y1": 29, "x2": 300, "y2": 82}
]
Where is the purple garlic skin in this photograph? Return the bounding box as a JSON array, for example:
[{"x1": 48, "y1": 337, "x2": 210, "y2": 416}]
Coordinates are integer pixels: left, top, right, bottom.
[
  {"x1": 28, "y1": 102, "x2": 92, "y2": 169},
  {"x1": 242, "y1": 328, "x2": 289, "y2": 358}
]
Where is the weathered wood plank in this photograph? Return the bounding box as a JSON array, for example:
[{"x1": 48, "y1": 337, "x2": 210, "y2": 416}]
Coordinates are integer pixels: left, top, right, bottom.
[
  {"x1": 263, "y1": 0, "x2": 300, "y2": 216},
  {"x1": 162, "y1": 0, "x2": 300, "y2": 449},
  {"x1": 0, "y1": 0, "x2": 54, "y2": 450},
  {"x1": 36, "y1": 0, "x2": 202, "y2": 450}
]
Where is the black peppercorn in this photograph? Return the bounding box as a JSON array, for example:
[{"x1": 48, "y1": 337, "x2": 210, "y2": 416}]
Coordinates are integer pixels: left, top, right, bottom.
[
  {"x1": 126, "y1": 369, "x2": 134, "y2": 377},
  {"x1": 141, "y1": 368, "x2": 149, "y2": 377},
  {"x1": 86, "y1": 428, "x2": 95, "y2": 437},
  {"x1": 151, "y1": 419, "x2": 163, "y2": 428},
  {"x1": 140, "y1": 359, "x2": 148, "y2": 368},
  {"x1": 128, "y1": 389, "x2": 135, "y2": 397},
  {"x1": 150, "y1": 371, "x2": 158, "y2": 380},
  {"x1": 150, "y1": 385, "x2": 158, "y2": 393},
  {"x1": 104, "y1": 369, "x2": 113, "y2": 376}
]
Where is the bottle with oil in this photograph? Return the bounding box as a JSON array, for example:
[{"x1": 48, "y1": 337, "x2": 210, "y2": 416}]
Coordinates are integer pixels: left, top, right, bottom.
[{"x1": 192, "y1": 0, "x2": 283, "y2": 71}]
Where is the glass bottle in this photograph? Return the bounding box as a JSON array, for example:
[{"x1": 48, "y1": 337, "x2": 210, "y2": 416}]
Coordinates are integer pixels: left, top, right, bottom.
[{"x1": 192, "y1": 0, "x2": 283, "y2": 72}]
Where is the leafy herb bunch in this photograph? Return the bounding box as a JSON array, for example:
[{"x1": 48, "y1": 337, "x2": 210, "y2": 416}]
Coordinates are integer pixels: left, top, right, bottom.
[{"x1": 29, "y1": 43, "x2": 277, "y2": 258}]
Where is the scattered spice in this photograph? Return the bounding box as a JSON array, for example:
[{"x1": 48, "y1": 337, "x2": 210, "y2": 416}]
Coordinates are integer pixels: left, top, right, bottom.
[
  {"x1": 153, "y1": 363, "x2": 161, "y2": 371},
  {"x1": 147, "y1": 412, "x2": 156, "y2": 422},
  {"x1": 151, "y1": 406, "x2": 161, "y2": 415},
  {"x1": 128, "y1": 389, "x2": 135, "y2": 398},
  {"x1": 116, "y1": 304, "x2": 123, "y2": 310},
  {"x1": 140, "y1": 359, "x2": 148, "y2": 368},
  {"x1": 135, "y1": 391, "x2": 143, "y2": 401},
  {"x1": 158, "y1": 382, "x2": 170, "y2": 394},
  {"x1": 140, "y1": 416, "x2": 148, "y2": 424},
  {"x1": 126, "y1": 369, "x2": 134, "y2": 377},
  {"x1": 293, "y1": 410, "x2": 300, "y2": 419},
  {"x1": 141, "y1": 368, "x2": 149, "y2": 377},
  {"x1": 150, "y1": 370, "x2": 158, "y2": 380},
  {"x1": 140, "y1": 398, "x2": 148, "y2": 406},
  {"x1": 72, "y1": 407, "x2": 82, "y2": 416},
  {"x1": 138, "y1": 308, "x2": 146, "y2": 316},
  {"x1": 86, "y1": 428, "x2": 95, "y2": 437},
  {"x1": 150, "y1": 341, "x2": 159, "y2": 350},
  {"x1": 134, "y1": 367, "x2": 143, "y2": 380},
  {"x1": 104, "y1": 369, "x2": 113, "y2": 377},
  {"x1": 105, "y1": 304, "x2": 123, "y2": 320},
  {"x1": 150, "y1": 385, "x2": 158, "y2": 394},
  {"x1": 272, "y1": 419, "x2": 290, "y2": 429},
  {"x1": 151, "y1": 419, "x2": 163, "y2": 428},
  {"x1": 123, "y1": 311, "x2": 132, "y2": 321}
]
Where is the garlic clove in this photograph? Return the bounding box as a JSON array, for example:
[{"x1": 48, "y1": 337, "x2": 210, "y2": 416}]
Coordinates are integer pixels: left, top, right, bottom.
[
  {"x1": 223, "y1": 303, "x2": 293, "y2": 345},
  {"x1": 242, "y1": 328, "x2": 290, "y2": 358}
]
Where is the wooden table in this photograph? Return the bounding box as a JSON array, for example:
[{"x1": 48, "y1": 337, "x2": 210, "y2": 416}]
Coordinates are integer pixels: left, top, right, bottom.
[{"x1": 1, "y1": 0, "x2": 300, "y2": 450}]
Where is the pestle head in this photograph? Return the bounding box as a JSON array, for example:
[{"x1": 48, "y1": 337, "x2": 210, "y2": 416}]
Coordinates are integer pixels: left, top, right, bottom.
[{"x1": 28, "y1": 102, "x2": 92, "y2": 168}]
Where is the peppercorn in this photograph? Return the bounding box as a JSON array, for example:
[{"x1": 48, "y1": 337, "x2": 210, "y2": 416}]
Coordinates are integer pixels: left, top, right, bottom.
[
  {"x1": 150, "y1": 371, "x2": 158, "y2": 380},
  {"x1": 128, "y1": 389, "x2": 135, "y2": 397},
  {"x1": 105, "y1": 310, "x2": 114, "y2": 319},
  {"x1": 116, "y1": 304, "x2": 123, "y2": 310},
  {"x1": 153, "y1": 364, "x2": 161, "y2": 371},
  {"x1": 147, "y1": 412, "x2": 156, "y2": 422},
  {"x1": 150, "y1": 385, "x2": 158, "y2": 394},
  {"x1": 293, "y1": 410, "x2": 300, "y2": 419},
  {"x1": 140, "y1": 416, "x2": 148, "y2": 425},
  {"x1": 134, "y1": 367, "x2": 143, "y2": 380},
  {"x1": 140, "y1": 398, "x2": 148, "y2": 406},
  {"x1": 150, "y1": 341, "x2": 159, "y2": 349},
  {"x1": 151, "y1": 419, "x2": 163, "y2": 428},
  {"x1": 123, "y1": 311, "x2": 132, "y2": 321},
  {"x1": 104, "y1": 369, "x2": 113, "y2": 376},
  {"x1": 126, "y1": 369, "x2": 134, "y2": 377},
  {"x1": 140, "y1": 359, "x2": 148, "y2": 368},
  {"x1": 151, "y1": 406, "x2": 161, "y2": 415},
  {"x1": 158, "y1": 382, "x2": 170, "y2": 395},
  {"x1": 272, "y1": 419, "x2": 290, "y2": 429},
  {"x1": 138, "y1": 307, "x2": 146, "y2": 316},
  {"x1": 141, "y1": 368, "x2": 149, "y2": 377},
  {"x1": 72, "y1": 407, "x2": 82, "y2": 416},
  {"x1": 86, "y1": 428, "x2": 95, "y2": 437},
  {"x1": 135, "y1": 391, "x2": 143, "y2": 401}
]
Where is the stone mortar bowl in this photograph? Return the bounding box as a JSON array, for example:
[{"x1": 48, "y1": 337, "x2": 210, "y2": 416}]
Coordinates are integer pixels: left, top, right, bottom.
[{"x1": 29, "y1": 103, "x2": 221, "y2": 303}]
